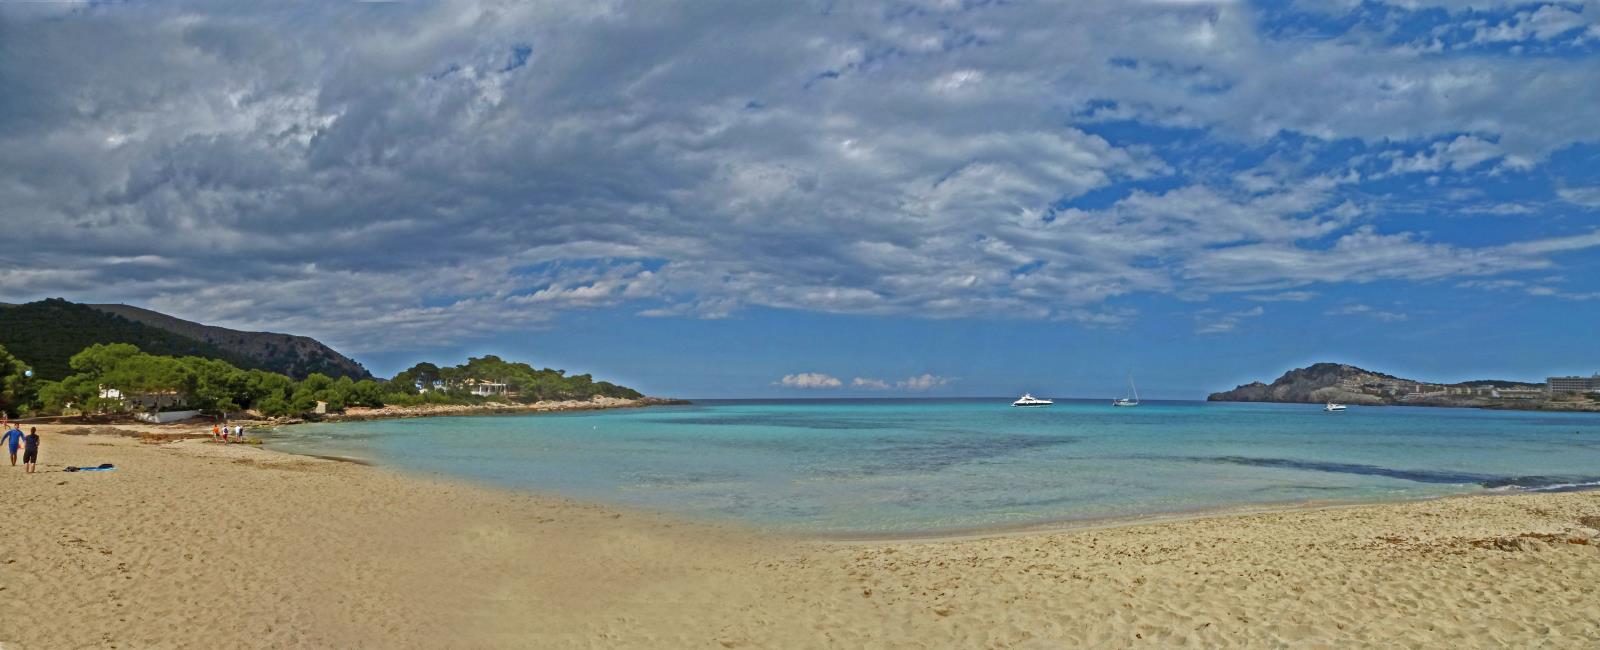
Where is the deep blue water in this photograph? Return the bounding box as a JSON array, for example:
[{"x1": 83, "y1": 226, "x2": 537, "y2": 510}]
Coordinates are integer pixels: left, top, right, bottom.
[{"x1": 264, "y1": 399, "x2": 1600, "y2": 535}]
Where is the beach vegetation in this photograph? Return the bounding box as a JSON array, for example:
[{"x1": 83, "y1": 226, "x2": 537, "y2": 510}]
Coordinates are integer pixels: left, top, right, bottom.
[
  {"x1": 0, "y1": 299, "x2": 249, "y2": 381},
  {"x1": 388, "y1": 362, "x2": 442, "y2": 394},
  {"x1": 14, "y1": 343, "x2": 642, "y2": 418},
  {"x1": 0, "y1": 344, "x2": 36, "y2": 418},
  {"x1": 437, "y1": 355, "x2": 642, "y2": 402}
]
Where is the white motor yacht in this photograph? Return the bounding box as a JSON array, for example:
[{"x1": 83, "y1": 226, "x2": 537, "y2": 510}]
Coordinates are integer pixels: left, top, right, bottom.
[
  {"x1": 1324, "y1": 402, "x2": 1347, "y2": 412},
  {"x1": 1012, "y1": 393, "x2": 1053, "y2": 407}
]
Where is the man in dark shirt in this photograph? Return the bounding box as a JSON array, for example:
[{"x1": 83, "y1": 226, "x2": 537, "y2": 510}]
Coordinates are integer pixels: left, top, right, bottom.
[{"x1": 22, "y1": 427, "x2": 39, "y2": 474}]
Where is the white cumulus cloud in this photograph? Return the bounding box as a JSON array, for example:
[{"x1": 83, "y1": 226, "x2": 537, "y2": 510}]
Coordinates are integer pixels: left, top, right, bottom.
[
  {"x1": 1325, "y1": 304, "x2": 1409, "y2": 322},
  {"x1": 897, "y1": 374, "x2": 955, "y2": 391},
  {"x1": 1244, "y1": 291, "x2": 1317, "y2": 302},
  {"x1": 778, "y1": 373, "x2": 843, "y2": 389},
  {"x1": 1195, "y1": 306, "x2": 1265, "y2": 334}
]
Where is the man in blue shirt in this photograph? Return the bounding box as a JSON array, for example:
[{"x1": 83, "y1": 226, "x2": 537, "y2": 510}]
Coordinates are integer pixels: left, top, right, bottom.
[{"x1": 2, "y1": 424, "x2": 23, "y2": 466}]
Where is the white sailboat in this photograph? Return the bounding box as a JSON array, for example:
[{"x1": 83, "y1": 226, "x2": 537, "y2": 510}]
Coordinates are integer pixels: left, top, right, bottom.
[{"x1": 1112, "y1": 373, "x2": 1140, "y2": 407}]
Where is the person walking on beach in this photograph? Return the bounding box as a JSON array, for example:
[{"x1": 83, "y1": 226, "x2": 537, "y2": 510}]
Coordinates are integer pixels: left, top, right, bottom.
[
  {"x1": 22, "y1": 427, "x2": 39, "y2": 474},
  {"x1": 212, "y1": 423, "x2": 221, "y2": 441},
  {"x1": 3, "y1": 424, "x2": 22, "y2": 466},
  {"x1": 233, "y1": 424, "x2": 245, "y2": 443}
]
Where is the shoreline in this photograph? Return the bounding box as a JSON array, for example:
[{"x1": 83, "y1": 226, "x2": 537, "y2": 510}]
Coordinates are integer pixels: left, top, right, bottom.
[
  {"x1": 261, "y1": 431, "x2": 1588, "y2": 544},
  {"x1": 818, "y1": 495, "x2": 1449, "y2": 544},
  {"x1": 253, "y1": 417, "x2": 1600, "y2": 544},
  {"x1": 71, "y1": 422, "x2": 1600, "y2": 544},
  {"x1": 315, "y1": 395, "x2": 691, "y2": 423},
  {"x1": 828, "y1": 485, "x2": 1600, "y2": 544},
  {"x1": 9, "y1": 395, "x2": 690, "y2": 431},
  {"x1": 29, "y1": 427, "x2": 1600, "y2": 545}
]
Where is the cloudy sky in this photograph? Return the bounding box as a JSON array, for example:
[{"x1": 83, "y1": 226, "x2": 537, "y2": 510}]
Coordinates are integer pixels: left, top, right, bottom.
[{"x1": 2, "y1": 0, "x2": 1598, "y2": 397}]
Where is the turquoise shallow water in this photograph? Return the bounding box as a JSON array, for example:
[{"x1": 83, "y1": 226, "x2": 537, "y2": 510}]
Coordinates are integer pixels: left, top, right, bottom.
[{"x1": 265, "y1": 399, "x2": 1600, "y2": 535}]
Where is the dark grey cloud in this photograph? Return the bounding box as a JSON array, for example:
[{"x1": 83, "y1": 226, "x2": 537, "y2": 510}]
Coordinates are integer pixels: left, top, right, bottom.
[{"x1": 1, "y1": 0, "x2": 1597, "y2": 352}]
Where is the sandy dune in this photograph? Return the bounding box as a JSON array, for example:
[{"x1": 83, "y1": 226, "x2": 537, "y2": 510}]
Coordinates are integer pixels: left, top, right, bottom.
[{"x1": 1, "y1": 429, "x2": 1596, "y2": 648}]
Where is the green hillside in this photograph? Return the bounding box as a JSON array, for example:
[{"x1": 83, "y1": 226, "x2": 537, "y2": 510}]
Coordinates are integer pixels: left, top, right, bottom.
[
  {"x1": 0, "y1": 299, "x2": 259, "y2": 381},
  {"x1": 88, "y1": 303, "x2": 371, "y2": 380}
]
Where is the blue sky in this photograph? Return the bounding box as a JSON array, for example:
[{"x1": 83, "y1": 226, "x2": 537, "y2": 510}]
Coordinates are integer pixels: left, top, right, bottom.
[{"x1": 1, "y1": 1, "x2": 1597, "y2": 398}]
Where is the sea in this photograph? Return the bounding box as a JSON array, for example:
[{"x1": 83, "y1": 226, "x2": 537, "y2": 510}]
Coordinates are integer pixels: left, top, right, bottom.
[{"x1": 263, "y1": 399, "x2": 1600, "y2": 536}]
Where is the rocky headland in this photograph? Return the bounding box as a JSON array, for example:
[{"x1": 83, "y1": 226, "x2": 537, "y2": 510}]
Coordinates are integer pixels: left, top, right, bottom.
[{"x1": 1209, "y1": 363, "x2": 1598, "y2": 412}]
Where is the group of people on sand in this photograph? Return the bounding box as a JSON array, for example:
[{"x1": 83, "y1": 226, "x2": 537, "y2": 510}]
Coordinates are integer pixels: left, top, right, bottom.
[
  {"x1": 1, "y1": 420, "x2": 40, "y2": 473},
  {"x1": 212, "y1": 422, "x2": 247, "y2": 443}
]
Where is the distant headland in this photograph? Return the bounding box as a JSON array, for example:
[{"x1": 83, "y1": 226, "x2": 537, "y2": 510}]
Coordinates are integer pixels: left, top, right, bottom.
[
  {"x1": 1209, "y1": 363, "x2": 1600, "y2": 412},
  {"x1": 0, "y1": 298, "x2": 670, "y2": 422}
]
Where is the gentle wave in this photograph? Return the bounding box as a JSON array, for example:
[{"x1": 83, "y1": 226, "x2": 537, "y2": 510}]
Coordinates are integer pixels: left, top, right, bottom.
[
  {"x1": 1191, "y1": 456, "x2": 1600, "y2": 493},
  {"x1": 1483, "y1": 478, "x2": 1600, "y2": 493},
  {"x1": 1191, "y1": 456, "x2": 1494, "y2": 484}
]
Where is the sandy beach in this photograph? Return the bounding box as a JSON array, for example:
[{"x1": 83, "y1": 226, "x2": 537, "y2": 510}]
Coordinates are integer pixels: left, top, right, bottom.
[{"x1": 1, "y1": 427, "x2": 1597, "y2": 648}]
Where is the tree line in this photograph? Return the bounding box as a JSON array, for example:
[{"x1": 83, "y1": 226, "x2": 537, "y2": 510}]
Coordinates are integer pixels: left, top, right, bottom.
[
  {"x1": 387, "y1": 354, "x2": 641, "y2": 404},
  {"x1": 0, "y1": 343, "x2": 641, "y2": 419}
]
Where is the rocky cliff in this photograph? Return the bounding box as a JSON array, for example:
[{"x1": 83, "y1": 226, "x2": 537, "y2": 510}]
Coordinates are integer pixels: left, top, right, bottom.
[
  {"x1": 1208, "y1": 363, "x2": 1553, "y2": 407},
  {"x1": 1208, "y1": 363, "x2": 1397, "y2": 405},
  {"x1": 0, "y1": 298, "x2": 369, "y2": 381}
]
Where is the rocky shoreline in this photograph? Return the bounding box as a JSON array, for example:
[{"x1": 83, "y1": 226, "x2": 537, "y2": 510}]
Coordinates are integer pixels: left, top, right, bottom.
[
  {"x1": 10, "y1": 396, "x2": 692, "y2": 431},
  {"x1": 314, "y1": 396, "x2": 692, "y2": 423}
]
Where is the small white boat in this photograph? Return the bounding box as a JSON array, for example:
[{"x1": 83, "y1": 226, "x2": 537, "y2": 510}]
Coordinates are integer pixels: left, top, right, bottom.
[
  {"x1": 1112, "y1": 372, "x2": 1140, "y2": 407},
  {"x1": 1012, "y1": 393, "x2": 1053, "y2": 407},
  {"x1": 1324, "y1": 402, "x2": 1347, "y2": 412}
]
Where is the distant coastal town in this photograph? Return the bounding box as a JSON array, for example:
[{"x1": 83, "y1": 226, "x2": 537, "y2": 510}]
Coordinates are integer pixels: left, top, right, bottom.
[{"x1": 1329, "y1": 372, "x2": 1596, "y2": 402}]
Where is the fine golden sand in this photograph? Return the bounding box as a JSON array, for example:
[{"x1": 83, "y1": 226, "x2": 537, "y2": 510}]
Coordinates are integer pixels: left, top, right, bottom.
[{"x1": 2, "y1": 428, "x2": 1597, "y2": 648}]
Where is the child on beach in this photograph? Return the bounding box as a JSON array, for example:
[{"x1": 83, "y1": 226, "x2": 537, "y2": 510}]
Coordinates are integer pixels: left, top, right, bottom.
[
  {"x1": 212, "y1": 424, "x2": 221, "y2": 441},
  {"x1": 3, "y1": 424, "x2": 22, "y2": 466},
  {"x1": 22, "y1": 427, "x2": 39, "y2": 474}
]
